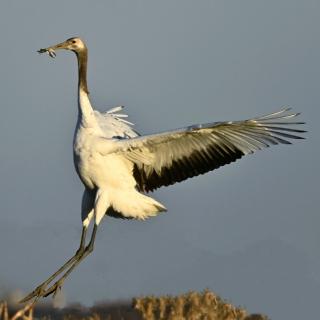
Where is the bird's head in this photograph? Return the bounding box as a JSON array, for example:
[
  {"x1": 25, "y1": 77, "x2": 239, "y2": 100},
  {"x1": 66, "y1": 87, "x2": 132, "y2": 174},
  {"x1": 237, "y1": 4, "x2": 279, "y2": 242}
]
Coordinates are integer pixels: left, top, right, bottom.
[{"x1": 38, "y1": 37, "x2": 87, "y2": 58}]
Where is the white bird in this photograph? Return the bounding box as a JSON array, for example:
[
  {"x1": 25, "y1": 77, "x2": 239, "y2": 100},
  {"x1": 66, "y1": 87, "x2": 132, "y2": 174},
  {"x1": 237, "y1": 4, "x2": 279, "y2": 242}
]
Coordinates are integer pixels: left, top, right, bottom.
[{"x1": 21, "y1": 37, "x2": 305, "y2": 302}]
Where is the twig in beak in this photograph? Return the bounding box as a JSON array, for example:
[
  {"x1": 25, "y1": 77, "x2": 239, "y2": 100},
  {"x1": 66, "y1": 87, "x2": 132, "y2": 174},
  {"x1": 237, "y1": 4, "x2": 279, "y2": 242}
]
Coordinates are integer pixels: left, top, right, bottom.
[{"x1": 38, "y1": 48, "x2": 56, "y2": 58}]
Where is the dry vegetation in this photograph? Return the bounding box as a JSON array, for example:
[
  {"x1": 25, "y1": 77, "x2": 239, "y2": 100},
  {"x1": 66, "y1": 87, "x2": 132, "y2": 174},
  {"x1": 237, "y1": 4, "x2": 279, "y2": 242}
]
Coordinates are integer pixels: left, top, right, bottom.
[
  {"x1": 133, "y1": 291, "x2": 268, "y2": 320},
  {"x1": 1, "y1": 290, "x2": 268, "y2": 320},
  {"x1": 0, "y1": 301, "x2": 33, "y2": 320}
]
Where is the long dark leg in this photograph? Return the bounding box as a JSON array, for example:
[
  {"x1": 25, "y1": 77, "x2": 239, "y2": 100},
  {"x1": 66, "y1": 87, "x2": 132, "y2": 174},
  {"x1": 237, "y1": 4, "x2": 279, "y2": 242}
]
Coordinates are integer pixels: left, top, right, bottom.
[
  {"x1": 20, "y1": 226, "x2": 88, "y2": 303},
  {"x1": 42, "y1": 224, "x2": 98, "y2": 298}
]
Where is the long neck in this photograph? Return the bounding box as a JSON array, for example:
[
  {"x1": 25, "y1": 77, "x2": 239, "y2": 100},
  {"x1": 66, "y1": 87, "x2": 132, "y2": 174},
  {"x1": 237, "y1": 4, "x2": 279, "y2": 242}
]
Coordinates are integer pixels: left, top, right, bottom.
[
  {"x1": 77, "y1": 50, "x2": 89, "y2": 94},
  {"x1": 76, "y1": 49, "x2": 95, "y2": 126}
]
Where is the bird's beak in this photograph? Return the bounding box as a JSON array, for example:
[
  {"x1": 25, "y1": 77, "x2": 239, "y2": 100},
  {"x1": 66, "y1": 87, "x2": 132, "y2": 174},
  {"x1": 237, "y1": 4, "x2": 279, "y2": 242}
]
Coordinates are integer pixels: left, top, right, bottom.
[{"x1": 38, "y1": 40, "x2": 69, "y2": 58}]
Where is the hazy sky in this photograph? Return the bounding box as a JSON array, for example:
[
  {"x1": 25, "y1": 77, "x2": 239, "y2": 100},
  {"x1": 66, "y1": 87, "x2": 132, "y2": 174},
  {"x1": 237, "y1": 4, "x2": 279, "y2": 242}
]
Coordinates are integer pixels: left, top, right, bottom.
[{"x1": 0, "y1": 1, "x2": 318, "y2": 319}]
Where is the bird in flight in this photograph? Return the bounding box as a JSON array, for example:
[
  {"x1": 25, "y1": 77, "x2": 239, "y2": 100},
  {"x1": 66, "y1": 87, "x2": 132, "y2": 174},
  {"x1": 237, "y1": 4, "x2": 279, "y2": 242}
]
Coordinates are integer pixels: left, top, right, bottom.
[{"x1": 21, "y1": 37, "x2": 305, "y2": 303}]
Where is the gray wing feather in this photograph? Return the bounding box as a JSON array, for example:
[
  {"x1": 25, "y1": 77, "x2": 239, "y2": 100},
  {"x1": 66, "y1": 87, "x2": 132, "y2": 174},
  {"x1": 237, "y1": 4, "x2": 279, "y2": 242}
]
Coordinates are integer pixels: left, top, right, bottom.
[{"x1": 116, "y1": 108, "x2": 305, "y2": 192}]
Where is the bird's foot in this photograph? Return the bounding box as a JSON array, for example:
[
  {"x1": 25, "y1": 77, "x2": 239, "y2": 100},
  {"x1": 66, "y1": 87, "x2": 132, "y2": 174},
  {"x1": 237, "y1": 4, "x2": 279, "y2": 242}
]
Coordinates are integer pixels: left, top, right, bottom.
[
  {"x1": 43, "y1": 278, "x2": 65, "y2": 298},
  {"x1": 19, "y1": 283, "x2": 48, "y2": 303}
]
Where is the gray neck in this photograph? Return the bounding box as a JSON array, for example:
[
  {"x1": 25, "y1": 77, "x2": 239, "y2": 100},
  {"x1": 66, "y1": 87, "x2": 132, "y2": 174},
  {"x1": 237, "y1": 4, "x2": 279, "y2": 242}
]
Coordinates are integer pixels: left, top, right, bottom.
[
  {"x1": 76, "y1": 49, "x2": 95, "y2": 126},
  {"x1": 77, "y1": 50, "x2": 89, "y2": 94}
]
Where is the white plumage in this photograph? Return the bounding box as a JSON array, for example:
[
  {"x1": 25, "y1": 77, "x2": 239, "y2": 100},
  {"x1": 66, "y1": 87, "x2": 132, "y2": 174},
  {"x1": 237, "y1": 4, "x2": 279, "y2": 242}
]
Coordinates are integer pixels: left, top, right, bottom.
[{"x1": 21, "y1": 37, "x2": 305, "y2": 303}]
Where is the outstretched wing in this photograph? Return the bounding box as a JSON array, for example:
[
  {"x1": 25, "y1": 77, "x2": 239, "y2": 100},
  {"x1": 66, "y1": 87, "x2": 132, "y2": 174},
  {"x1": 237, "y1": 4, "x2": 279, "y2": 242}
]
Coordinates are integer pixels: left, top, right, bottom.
[{"x1": 115, "y1": 108, "x2": 305, "y2": 192}]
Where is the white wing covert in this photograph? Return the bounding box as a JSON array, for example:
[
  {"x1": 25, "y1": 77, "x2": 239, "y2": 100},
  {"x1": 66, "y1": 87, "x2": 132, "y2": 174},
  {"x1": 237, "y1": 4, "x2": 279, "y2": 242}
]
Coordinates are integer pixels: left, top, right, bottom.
[
  {"x1": 115, "y1": 108, "x2": 305, "y2": 192},
  {"x1": 94, "y1": 106, "x2": 139, "y2": 139}
]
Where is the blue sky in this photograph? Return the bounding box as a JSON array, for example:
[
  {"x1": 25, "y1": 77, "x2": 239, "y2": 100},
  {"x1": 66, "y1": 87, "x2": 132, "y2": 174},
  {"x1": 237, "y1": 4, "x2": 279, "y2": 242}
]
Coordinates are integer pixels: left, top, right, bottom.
[{"x1": 0, "y1": 1, "x2": 318, "y2": 319}]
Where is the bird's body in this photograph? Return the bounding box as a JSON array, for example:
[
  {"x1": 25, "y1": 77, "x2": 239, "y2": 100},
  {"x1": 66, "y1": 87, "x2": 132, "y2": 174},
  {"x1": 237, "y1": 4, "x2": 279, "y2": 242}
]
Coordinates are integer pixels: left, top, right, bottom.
[
  {"x1": 21, "y1": 37, "x2": 305, "y2": 303},
  {"x1": 74, "y1": 89, "x2": 165, "y2": 223}
]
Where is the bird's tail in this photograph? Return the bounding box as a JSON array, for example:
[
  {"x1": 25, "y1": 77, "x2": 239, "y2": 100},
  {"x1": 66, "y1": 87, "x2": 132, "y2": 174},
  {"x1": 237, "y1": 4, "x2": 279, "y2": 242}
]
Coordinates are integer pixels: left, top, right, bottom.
[{"x1": 109, "y1": 189, "x2": 167, "y2": 220}]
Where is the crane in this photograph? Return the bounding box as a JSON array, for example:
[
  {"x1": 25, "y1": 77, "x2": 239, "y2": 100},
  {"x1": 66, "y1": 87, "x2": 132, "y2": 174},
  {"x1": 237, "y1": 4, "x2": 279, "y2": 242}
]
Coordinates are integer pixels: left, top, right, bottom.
[{"x1": 21, "y1": 37, "x2": 305, "y2": 303}]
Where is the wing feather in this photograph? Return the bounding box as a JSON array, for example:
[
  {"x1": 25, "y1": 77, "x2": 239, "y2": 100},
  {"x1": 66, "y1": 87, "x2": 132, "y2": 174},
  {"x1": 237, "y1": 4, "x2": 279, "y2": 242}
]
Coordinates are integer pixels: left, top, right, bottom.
[{"x1": 115, "y1": 108, "x2": 305, "y2": 192}]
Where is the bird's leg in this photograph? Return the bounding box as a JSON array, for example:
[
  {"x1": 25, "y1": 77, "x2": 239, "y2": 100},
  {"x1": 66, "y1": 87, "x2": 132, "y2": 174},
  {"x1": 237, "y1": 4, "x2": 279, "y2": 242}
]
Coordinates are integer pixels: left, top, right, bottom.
[
  {"x1": 42, "y1": 224, "x2": 98, "y2": 298},
  {"x1": 20, "y1": 226, "x2": 88, "y2": 303},
  {"x1": 77, "y1": 225, "x2": 88, "y2": 254}
]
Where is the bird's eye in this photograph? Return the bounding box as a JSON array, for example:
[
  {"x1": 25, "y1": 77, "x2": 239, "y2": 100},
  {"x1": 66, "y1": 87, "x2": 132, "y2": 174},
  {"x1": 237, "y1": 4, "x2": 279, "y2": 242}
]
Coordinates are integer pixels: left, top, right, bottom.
[{"x1": 72, "y1": 40, "x2": 76, "y2": 44}]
